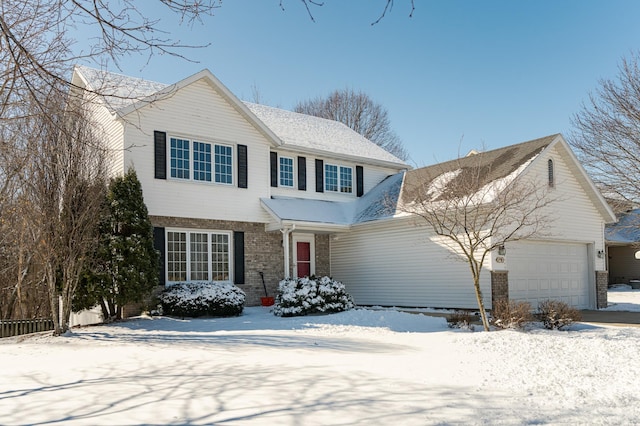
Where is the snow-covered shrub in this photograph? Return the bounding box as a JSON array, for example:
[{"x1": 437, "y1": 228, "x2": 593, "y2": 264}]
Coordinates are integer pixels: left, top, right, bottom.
[
  {"x1": 273, "y1": 276, "x2": 355, "y2": 317},
  {"x1": 159, "y1": 282, "x2": 245, "y2": 317},
  {"x1": 537, "y1": 300, "x2": 581, "y2": 330},
  {"x1": 490, "y1": 300, "x2": 534, "y2": 330}
]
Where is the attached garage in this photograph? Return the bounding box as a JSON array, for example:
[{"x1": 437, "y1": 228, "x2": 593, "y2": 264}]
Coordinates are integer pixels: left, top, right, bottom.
[{"x1": 508, "y1": 242, "x2": 592, "y2": 309}]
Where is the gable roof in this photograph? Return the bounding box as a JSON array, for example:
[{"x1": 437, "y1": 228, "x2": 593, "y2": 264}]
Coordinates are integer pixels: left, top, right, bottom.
[
  {"x1": 72, "y1": 65, "x2": 282, "y2": 146},
  {"x1": 261, "y1": 134, "x2": 617, "y2": 230},
  {"x1": 72, "y1": 65, "x2": 407, "y2": 168},
  {"x1": 244, "y1": 102, "x2": 406, "y2": 168}
]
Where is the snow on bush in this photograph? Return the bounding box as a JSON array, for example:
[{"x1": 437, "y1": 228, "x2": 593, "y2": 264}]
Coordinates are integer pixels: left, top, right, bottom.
[
  {"x1": 160, "y1": 282, "x2": 245, "y2": 317},
  {"x1": 273, "y1": 276, "x2": 355, "y2": 317},
  {"x1": 490, "y1": 300, "x2": 534, "y2": 330}
]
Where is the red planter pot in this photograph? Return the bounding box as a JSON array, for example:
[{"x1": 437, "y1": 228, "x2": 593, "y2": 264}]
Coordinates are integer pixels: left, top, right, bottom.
[{"x1": 261, "y1": 297, "x2": 274, "y2": 306}]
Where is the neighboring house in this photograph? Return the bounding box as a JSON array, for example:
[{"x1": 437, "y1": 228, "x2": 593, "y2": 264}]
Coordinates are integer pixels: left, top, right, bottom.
[
  {"x1": 72, "y1": 66, "x2": 615, "y2": 310},
  {"x1": 606, "y1": 209, "x2": 640, "y2": 286}
]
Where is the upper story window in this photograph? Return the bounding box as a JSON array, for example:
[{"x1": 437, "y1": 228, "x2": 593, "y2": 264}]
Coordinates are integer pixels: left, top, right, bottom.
[
  {"x1": 548, "y1": 159, "x2": 554, "y2": 188},
  {"x1": 170, "y1": 136, "x2": 233, "y2": 185},
  {"x1": 279, "y1": 156, "x2": 294, "y2": 187},
  {"x1": 325, "y1": 164, "x2": 353, "y2": 194},
  {"x1": 214, "y1": 144, "x2": 233, "y2": 184},
  {"x1": 170, "y1": 138, "x2": 190, "y2": 179}
]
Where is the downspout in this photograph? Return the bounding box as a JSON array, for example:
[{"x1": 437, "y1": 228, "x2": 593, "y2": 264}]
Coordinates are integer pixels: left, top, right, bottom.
[{"x1": 280, "y1": 224, "x2": 296, "y2": 278}]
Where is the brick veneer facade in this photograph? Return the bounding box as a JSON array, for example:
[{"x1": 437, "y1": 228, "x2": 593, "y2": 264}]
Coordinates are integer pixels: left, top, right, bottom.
[
  {"x1": 151, "y1": 216, "x2": 282, "y2": 306},
  {"x1": 490, "y1": 270, "x2": 509, "y2": 308},
  {"x1": 595, "y1": 270, "x2": 608, "y2": 309},
  {"x1": 150, "y1": 216, "x2": 331, "y2": 306}
]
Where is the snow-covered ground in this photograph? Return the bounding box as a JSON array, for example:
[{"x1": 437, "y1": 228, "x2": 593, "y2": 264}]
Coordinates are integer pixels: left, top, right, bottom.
[
  {"x1": 1, "y1": 290, "x2": 639, "y2": 425},
  {"x1": 605, "y1": 284, "x2": 640, "y2": 312}
]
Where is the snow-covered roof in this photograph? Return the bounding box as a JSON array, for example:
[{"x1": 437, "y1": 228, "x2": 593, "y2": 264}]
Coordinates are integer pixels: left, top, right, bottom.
[
  {"x1": 73, "y1": 65, "x2": 407, "y2": 168},
  {"x1": 401, "y1": 135, "x2": 557, "y2": 205},
  {"x1": 606, "y1": 209, "x2": 640, "y2": 244},
  {"x1": 244, "y1": 102, "x2": 407, "y2": 167},
  {"x1": 261, "y1": 172, "x2": 406, "y2": 230},
  {"x1": 261, "y1": 197, "x2": 354, "y2": 227},
  {"x1": 73, "y1": 65, "x2": 169, "y2": 112}
]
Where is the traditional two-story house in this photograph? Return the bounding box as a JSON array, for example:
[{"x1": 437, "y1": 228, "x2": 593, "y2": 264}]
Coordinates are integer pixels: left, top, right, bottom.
[
  {"x1": 71, "y1": 65, "x2": 408, "y2": 306},
  {"x1": 72, "y1": 65, "x2": 615, "y2": 310}
]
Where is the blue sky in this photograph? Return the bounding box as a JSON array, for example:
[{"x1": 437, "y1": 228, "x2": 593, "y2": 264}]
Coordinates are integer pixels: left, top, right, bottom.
[{"x1": 99, "y1": 1, "x2": 640, "y2": 166}]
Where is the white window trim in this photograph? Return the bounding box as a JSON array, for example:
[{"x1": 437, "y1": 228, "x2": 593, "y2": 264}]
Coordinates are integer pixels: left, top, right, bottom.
[
  {"x1": 292, "y1": 233, "x2": 315, "y2": 278},
  {"x1": 165, "y1": 228, "x2": 233, "y2": 285},
  {"x1": 167, "y1": 135, "x2": 235, "y2": 186},
  {"x1": 325, "y1": 163, "x2": 354, "y2": 194},
  {"x1": 279, "y1": 156, "x2": 295, "y2": 188}
]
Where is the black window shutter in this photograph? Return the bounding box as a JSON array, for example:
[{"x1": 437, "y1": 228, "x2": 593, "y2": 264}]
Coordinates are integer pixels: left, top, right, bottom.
[
  {"x1": 237, "y1": 144, "x2": 248, "y2": 189},
  {"x1": 298, "y1": 156, "x2": 307, "y2": 191},
  {"x1": 154, "y1": 131, "x2": 167, "y2": 180},
  {"x1": 234, "y1": 231, "x2": 245, "y2": 285},
  {"x1": 270, "y1": 152, "x2": 278, "y2": 188},
  {"x1": 315, "y1": 159, "x2": 324, "y2": 192},
  {"x1": 356, "y1": 165, "x2": 364, "y2": 197},
  {"x1": 153, "y1": 227, "x2": 166, "y2": 286}
]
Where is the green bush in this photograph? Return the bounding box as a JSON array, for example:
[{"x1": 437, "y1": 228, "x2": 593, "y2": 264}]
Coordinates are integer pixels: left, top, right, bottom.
[
  {"x1": 160, "y1": 282, "x2": 245, "y2": 317},
  {"x1": 490, "y1": 300, "x2": 534, "y2": 330},
  {"x1": 538, "y1": 300, "x2": 581, "y2": 330},
  {"x1": 273, "y1": 276, "x2": 355, "y2": 317}
]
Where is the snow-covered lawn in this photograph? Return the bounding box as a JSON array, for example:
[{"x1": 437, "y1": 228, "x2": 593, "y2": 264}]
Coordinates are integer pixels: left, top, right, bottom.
[
  {"x1": 1, "y1": 291, "x2": 640, "y2": 425},
  {"x1": 605, "y1": 284, "x2": 640, "y2": 312}
]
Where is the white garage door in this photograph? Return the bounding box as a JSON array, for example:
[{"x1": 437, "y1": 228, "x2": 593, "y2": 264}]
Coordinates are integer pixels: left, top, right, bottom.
[{"x1": 508, "y1": 242, "x2": 591, "y2": 309}]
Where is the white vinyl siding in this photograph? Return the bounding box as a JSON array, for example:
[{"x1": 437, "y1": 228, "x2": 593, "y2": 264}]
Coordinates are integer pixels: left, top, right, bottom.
[
  {"x1": 122, "y1": 79, "x2": 272, "y2": 223},
  {"x1": 331, "y1": 217, "x2": 492, "y2": 309},
  {"x1": 270, "y1": 154, "x2": 400, "y2": 201},
  {"x1": 519, "y1": 145, "x2": 607, "y2": 271}
]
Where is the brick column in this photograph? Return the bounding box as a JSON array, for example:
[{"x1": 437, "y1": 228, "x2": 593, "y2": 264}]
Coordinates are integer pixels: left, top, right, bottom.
[
  {"x1": 491, "y1": 270, "x2": 509, "y2": 307},
  {"x1": 595, "y1": 271, "x2": 608, "y2": 309}
]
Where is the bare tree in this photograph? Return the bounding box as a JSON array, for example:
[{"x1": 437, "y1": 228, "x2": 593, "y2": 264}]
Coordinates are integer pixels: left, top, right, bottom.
[
  {"x1": 18, "y1": 87, "x2": 108, "y2": 335},
  {"x1": 295, "y1": 88, "x2": 409, "y2": 161},
  {"x1": 396, "y1": 145, "x2": 554, "y2": 330},
  {"x1": 570, "y1": 51, "x2": 640, "y2": 205}
]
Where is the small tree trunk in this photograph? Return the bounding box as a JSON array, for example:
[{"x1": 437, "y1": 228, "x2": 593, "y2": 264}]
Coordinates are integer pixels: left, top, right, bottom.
[{"x1": 473, "y1": 277, "x2": 490, "y2": 331}]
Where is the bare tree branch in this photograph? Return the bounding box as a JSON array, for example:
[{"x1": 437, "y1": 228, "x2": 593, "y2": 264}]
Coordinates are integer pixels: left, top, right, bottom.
[
  {"x1": 294, "y1": 88, "x2": 409, "y2": 161},
  {"x1": 393, "y1": 150, "x2": 555, "y2": 331}
]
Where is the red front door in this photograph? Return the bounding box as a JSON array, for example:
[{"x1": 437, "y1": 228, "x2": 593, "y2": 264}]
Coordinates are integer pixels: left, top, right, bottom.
[{"x1": 296, "y1": 242, "x2": 311, "y2": 278}]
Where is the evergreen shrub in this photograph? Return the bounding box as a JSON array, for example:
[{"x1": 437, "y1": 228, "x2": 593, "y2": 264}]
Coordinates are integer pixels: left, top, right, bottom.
[
  {"x1": 273, "y1": 276, "x2": 355, "y2": 317},
  {"x1": 160, "y1": 282, "x2": 245, "y2": 317}
]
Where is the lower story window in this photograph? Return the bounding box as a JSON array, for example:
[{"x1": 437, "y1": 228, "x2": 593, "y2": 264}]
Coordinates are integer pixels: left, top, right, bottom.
[{"x1": 166, "y1": 230, "x2": 231, "y2": 283}]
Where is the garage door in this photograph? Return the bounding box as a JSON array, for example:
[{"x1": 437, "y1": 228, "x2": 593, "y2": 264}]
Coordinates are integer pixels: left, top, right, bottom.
[{"x1": 508, "y1": 242, "x2": 591, "y2": 309}]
